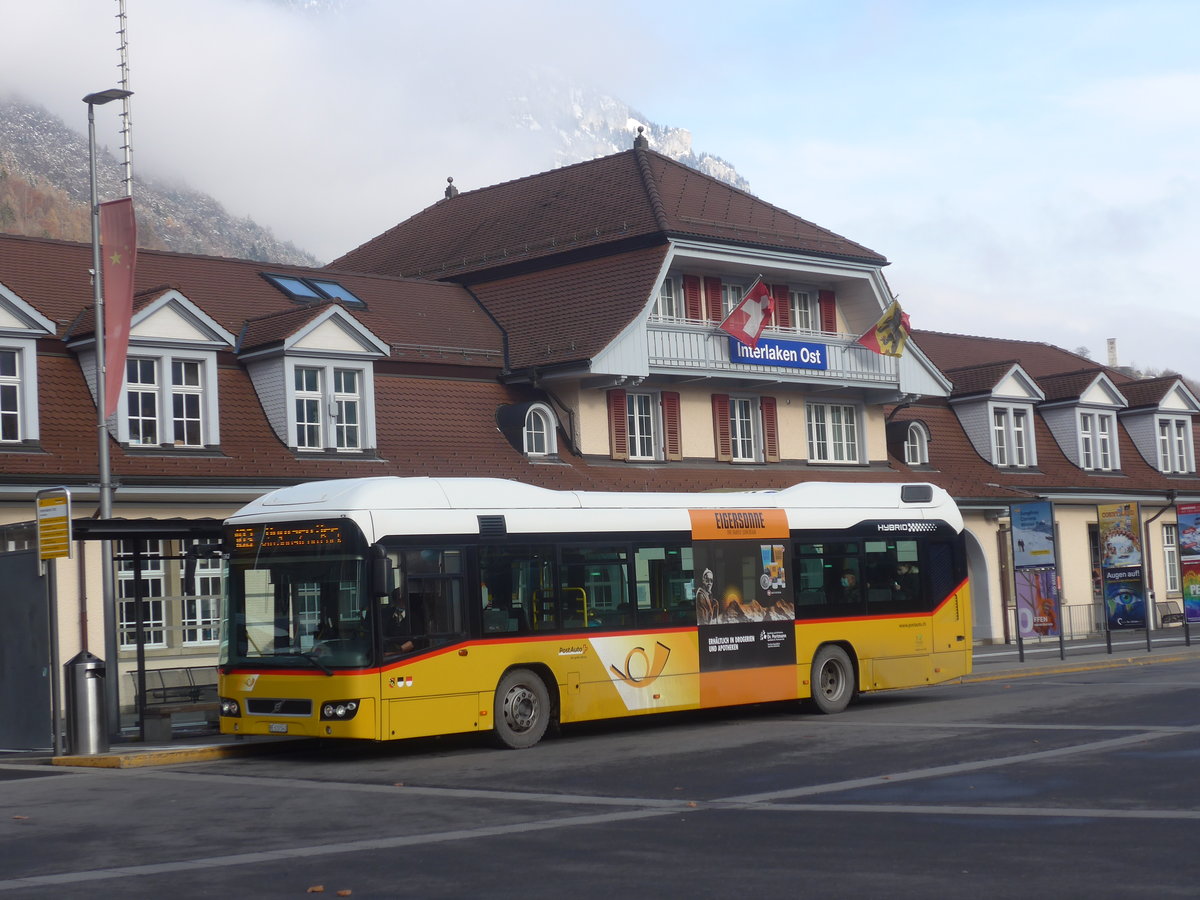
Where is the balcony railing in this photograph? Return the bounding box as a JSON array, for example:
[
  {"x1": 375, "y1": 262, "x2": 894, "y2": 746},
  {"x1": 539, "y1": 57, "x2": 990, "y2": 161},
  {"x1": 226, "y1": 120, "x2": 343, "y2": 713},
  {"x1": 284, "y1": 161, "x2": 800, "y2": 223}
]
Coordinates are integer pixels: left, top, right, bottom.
[{"x1": 646, "y1": 317, "x2": 898, "y2": 385}]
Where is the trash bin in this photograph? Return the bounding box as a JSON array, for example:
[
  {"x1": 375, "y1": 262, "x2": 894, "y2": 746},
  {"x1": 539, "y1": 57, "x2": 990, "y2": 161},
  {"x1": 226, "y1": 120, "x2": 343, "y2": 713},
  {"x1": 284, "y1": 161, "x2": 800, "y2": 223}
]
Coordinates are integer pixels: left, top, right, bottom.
[{"x1": 64, "y1": 651, "x2": 109, "y2": 755}]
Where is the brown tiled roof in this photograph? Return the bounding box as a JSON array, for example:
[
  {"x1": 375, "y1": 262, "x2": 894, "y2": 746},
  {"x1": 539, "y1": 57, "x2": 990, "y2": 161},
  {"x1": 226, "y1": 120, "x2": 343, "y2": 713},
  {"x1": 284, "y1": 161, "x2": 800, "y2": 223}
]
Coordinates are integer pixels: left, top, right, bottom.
[
  {"x1": 1119, "y1": 375, "x2": 1179, "y2": 410},
  {"x1": 1, "y1": 235, "x2": 502, "y2": 360},
  {"x1": 944, "y1": 361, "x2": 1021, "y2": 397},
  {"x1": 913, "y1": 330, "x2": 1119, "y2": 380},
  {"x1": 469, "y1": 246, "x2": 668, "y2": 370},
  {"x1": 888, "y1": 397, "x2": 1200, "y2": 502},
  {"x1": 330, "y1": 147, "x2": 886, "y2": 280},
  {"x1": 1036, "y1": 368, "x2": 1114, "y2": 403}
]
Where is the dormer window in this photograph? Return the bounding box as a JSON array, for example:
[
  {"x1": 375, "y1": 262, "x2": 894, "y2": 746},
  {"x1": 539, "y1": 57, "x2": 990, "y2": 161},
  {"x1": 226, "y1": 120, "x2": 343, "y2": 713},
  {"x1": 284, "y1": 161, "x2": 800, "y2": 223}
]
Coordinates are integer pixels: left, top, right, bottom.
[
  {"x1": 293, "y1": 364, "x2": 364, "y2": 451},
  {"x1": 1157, "y1": 416, "x2": 1193, "y2": 473},
  {"x1": 523, "y1": 404, "x2": 557, "y2": 456},
  {"x1": 904, "y1": 422, "x2": 929, "y2": 465},
  {"x1": 122, "y1": 352, "x2": 218, "y2": 448},
  {"x1": 993, "y1": 405, "x2": 1032, "y2": 467},
  {"x1": 0, "y1": 348, "x2": 21, "y2": 441},
  {"x1": 1079, "y1": 411, "x2": 1116, "y2": 471}
]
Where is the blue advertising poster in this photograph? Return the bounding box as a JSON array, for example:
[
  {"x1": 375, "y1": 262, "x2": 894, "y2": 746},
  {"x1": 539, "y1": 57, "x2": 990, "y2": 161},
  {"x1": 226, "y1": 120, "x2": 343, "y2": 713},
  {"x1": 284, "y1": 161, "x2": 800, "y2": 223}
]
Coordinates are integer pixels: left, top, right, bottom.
[
  {"x1": 1011, "y1": 501, "x2": 1055, "y2": 569},
  {"x1": 1104, "y1": 567, "x2": 1146, "y2": 630}
]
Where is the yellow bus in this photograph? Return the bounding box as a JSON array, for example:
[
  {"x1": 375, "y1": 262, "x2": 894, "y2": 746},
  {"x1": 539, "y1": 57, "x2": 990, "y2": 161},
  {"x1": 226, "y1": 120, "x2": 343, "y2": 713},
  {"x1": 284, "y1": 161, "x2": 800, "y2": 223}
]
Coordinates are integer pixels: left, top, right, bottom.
[{"x1": 218, "y1": 477, "x2": 970, "y2": 748}]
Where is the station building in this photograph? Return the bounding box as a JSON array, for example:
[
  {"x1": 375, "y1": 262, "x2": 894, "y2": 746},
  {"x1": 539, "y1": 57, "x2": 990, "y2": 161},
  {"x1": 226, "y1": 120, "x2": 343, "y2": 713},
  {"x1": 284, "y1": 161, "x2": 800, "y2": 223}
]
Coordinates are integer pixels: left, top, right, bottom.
[{"x1": 2, "y1": 132, "x2": 1196, "y2": 743}]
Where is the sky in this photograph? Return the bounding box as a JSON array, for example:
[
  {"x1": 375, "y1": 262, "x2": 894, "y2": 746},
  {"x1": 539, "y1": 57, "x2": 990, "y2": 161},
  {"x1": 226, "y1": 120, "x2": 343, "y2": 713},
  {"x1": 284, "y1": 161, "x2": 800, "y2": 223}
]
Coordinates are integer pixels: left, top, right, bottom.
[{"x1": 2, "y1": 0, "x2": 1198, "y2": 377}]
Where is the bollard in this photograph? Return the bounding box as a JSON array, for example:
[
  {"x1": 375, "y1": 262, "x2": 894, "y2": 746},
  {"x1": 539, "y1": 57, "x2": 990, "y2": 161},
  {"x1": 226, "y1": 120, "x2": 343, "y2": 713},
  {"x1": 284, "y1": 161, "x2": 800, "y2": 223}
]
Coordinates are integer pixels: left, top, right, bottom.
[{"x1": 64, "y1": 651, "x2": 109, "y2": 755}]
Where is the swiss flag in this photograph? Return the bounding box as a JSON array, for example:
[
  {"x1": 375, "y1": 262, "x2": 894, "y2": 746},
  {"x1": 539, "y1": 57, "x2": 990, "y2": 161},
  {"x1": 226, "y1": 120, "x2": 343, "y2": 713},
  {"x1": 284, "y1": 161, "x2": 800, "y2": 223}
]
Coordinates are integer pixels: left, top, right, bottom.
[
  {"x1": 100, "y1": 197, "x2": 137, "y2": 418},
  {"x1": 717, "y1": 277, "x2": 774, "y2": 348}
]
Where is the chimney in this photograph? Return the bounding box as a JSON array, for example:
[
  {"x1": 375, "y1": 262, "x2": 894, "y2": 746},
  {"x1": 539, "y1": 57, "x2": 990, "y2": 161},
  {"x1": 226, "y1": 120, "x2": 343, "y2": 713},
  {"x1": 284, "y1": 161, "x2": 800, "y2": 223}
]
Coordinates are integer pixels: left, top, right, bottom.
[
  {"x1": 444, "y1": 176, "x2": 458, "y2": 199},
  {"x1": 1107, "y1": 338, "x2": 1118, "y2": 368}
]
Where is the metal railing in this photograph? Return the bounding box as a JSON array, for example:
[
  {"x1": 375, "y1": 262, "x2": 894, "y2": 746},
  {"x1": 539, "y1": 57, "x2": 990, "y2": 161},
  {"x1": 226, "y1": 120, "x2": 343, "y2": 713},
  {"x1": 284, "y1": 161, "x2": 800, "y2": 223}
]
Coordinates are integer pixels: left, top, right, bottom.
[{"x1": 646, "y1": 317, "x2": 898, "y2": 384}]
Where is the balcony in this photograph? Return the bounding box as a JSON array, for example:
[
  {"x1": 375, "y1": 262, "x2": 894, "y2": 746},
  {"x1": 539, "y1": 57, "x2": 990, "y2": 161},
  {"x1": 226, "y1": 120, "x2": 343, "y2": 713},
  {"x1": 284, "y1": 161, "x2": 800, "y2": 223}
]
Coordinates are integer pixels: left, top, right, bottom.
[{"x1": 646, "y1": 317, "x2": 898, "y2": 386}]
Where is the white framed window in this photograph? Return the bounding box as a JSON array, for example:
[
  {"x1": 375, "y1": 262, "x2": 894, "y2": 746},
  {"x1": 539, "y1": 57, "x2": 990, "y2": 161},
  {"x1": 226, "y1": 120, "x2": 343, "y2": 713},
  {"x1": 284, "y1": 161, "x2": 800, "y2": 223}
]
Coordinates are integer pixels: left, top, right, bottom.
[
  {"x1": 1163, "y1": 524, "x2": 1180, "y2": 594},
  {"x1": 654, "y1": 278, "x2": 682, "y2": 320},
  {"x1": 294, "y1": 366, "x2": 323, "y2": 448},
  {"x1": 1079, "y1": 411, "x2": 1116, "y2": 471},
  {"x1": 721, "y1": 283, "x2": 744, "y2": 318},
  {"x1": 126, "y1": 358, "x2": 160, "y2": 445},
  {"x1": 171, "y1": 360, "x2": 204, "y2": 446},
  {"x1": 0, "y1": 347, "x2": 21, "y2": 442},
  {"x1": 121, "y1": 353, "x2": 216, "y2": 448},
  {"x1": 729, "y1": 396, "x2": 758, "y2": 462},
  {"x1": 1157, "y1": 416, "x2": 1193, "y2": 473},
  {"x1": 523, "y1": 404, "x2": 557, "y2": 456},
  {"x1": 904, "y1": 422, "x2": 929, "y2": 465},
  {"x1": 790, "y1": 290, "x2": 814, "y2": 331},
  {"x1": 117, "y1": 539, "x2": 166, "y2": 649},
  {"x1": 628, "y1": 393, "x2": 660, "y2": 460},
  {"x1": 993, "y1": 406, "x2": 1032, "y2": 467},
  {"x1": 181, "y1": 539, "x2": 222, "y2": 645},
  {"x1": 333, "y1": 368, "x2": 361, "y2": 450},
  {"x1": 290, "y1": 361, "x2": 371, "y2": 452},
  {"x1": 807, "y1": 402, "x2": 859, "y2": 463}
]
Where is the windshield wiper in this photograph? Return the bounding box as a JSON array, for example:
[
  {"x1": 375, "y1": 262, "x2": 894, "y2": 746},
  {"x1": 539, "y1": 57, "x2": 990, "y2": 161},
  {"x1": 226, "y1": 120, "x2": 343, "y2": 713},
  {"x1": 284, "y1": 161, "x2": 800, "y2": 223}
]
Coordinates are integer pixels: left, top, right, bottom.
[{"x1": 276, "y1": 651, "x2": 334, "y2": 676}]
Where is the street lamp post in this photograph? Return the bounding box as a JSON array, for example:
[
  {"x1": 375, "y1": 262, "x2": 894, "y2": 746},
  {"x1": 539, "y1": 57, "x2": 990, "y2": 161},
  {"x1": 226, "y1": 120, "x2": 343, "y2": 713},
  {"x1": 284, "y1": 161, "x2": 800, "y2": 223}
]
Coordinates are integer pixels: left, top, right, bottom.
[{"x1": 84, "y1": 88, "x2": 132, "y2": 735}]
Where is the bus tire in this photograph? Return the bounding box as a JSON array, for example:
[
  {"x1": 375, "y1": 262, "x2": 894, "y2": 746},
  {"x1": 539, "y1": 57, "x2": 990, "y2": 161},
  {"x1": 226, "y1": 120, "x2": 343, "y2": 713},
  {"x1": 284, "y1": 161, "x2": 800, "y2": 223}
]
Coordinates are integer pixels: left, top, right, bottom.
[
  {"x1": 492, "y1": 668, "x2": 551, "y2": 749},
  {"x1": 810, "y1": 645, "x2": 854, "y2": 714}
]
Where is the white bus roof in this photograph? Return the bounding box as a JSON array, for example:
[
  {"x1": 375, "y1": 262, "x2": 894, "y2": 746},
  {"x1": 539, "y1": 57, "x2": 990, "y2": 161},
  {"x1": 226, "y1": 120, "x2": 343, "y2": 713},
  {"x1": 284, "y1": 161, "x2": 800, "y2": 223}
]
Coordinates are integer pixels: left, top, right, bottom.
[{"x1": 227, "y1": 477, "x2": 962, "y2": 541}]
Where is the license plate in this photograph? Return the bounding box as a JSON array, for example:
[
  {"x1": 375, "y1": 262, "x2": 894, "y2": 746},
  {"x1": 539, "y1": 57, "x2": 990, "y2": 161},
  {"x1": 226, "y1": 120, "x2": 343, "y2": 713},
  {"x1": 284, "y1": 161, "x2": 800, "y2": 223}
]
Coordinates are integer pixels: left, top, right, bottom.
[{"x1": 268, "y1": 723, "x2": 288, "y2": 734}]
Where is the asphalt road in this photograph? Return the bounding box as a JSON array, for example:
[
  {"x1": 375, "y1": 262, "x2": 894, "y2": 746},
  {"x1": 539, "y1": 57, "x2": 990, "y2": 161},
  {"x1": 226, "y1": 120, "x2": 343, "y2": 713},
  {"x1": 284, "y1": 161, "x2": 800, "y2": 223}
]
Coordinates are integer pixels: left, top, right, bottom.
[{"x1": 3, "y1": 657, "x2": 1199, "y2": 899}]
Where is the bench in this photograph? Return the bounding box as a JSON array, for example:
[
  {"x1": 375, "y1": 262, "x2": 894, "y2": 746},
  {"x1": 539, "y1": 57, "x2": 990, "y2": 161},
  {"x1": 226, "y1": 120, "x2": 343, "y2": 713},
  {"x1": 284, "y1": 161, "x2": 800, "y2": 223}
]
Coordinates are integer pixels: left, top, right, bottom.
[
  {"x1": 1156, "y1": 600, "x2": 1185, "y2": 627},
  {"x1": 129, "y1": 666, "x2": 219, "y2": 742}
]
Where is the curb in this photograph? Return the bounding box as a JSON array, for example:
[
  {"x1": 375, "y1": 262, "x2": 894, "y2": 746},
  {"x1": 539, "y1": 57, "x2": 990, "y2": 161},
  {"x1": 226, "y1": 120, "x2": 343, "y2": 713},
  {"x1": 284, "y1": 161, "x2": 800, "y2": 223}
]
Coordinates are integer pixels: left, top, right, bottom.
[
  {"x1": 960, "y1": 651, "x2": 1197, "y2": 684},
  {"x1": 49, "y1": 736, "x2": 304, "y2": 769}
]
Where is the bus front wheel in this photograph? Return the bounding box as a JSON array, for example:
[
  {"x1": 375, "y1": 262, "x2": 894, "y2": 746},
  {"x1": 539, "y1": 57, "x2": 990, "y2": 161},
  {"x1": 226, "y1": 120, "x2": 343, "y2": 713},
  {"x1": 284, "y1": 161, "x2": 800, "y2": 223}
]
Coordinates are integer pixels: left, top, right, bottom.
[
  {"x1": 493, "y1": 668, "x2": 551, "y2": 749},
  {"x1": 810, "y1": 645, "x2": 854, "y2": 714}
]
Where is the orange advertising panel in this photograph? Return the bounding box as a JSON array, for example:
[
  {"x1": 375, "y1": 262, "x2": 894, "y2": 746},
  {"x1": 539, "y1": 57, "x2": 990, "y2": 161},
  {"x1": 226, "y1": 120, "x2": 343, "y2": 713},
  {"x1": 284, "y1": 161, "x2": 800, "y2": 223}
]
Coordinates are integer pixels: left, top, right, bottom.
[{"x1": 689, "y1": 508, "x2": 789, "y2": 541}]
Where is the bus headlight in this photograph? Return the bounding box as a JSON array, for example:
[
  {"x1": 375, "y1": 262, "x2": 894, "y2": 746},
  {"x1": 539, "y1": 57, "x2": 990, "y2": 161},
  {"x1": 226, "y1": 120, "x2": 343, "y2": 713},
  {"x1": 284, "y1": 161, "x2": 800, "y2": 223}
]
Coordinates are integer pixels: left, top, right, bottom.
[
  {"x1": 219, "y1": 697, "x2": 241, "y2": 718},
  {"x1": 320, "y1": 700, "x2": 361, "y2": 721}
]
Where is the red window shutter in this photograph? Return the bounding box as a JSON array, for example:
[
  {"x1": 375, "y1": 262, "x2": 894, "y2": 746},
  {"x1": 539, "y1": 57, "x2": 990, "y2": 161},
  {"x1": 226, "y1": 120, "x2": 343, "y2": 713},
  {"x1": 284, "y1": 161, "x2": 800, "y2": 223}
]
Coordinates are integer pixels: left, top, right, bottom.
[
  {"x1": 761, "y1": 396, "x2": 780, "y2": 463},
  {"x1": 771, "y1": 284, "x2": 791, "y2": 329},
  {"x1": 683, "y1": 275, "x2": 703, "y2": 321},
  {"x1": 712, "y1": 394, "x2": 732, "y2": 462},
  {"x1": 704, "y1": 276, "x2": 723, "y2": 323},
  {"x1": 662, "y1": 391, "x2": 682, "y2": 461},
  {"x1": 607, "y1": 389, "x2": 628, "y2": 460},
  {"x1": 819, "y1": 290, "x2": 837, "y2": 333}
]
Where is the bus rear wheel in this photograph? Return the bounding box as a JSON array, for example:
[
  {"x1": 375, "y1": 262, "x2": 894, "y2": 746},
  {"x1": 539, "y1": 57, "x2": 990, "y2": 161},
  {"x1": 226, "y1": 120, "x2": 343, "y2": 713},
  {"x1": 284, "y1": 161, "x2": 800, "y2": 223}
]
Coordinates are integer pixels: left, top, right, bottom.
[
  {"x1": 492, "y1": 668, "x2": 551, "y2": 749},
  {"x1": 810, "y1": 645, "x2": 854, "y2": 714}
]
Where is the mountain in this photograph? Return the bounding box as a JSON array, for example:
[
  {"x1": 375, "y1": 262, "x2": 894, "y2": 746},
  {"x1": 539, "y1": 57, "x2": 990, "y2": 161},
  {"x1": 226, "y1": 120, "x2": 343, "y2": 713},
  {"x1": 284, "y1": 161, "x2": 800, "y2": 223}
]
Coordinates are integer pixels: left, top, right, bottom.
[
  {"x1": 0, "y1": 98, "x2": 319, "y2": 265},
  {"x1": 1, "y1": 85, "x2": 753, "y2": 264},
  {"x1": 510, "y1": 77, "x2": 752, "y2": 193}
]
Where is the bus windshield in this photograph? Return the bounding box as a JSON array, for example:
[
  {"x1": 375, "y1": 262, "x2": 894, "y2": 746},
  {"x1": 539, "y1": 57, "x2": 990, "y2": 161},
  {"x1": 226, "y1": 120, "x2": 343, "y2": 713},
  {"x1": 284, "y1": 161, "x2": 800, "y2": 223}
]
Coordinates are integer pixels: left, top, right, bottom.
[{"x1": 221, "y1": 520, "x2": 373, "y2": 670}]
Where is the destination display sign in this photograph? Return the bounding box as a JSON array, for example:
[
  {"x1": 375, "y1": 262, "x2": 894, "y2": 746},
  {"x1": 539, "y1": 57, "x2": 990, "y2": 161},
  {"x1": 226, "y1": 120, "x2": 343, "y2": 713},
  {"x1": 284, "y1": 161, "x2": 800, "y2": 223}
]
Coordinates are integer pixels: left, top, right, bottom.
[
  {"x1": 728, "y1": 336, "x2": 828, "y2": 370},
  {"x1": 232, "y1": 521, "x2": 349, "y2": 553}
]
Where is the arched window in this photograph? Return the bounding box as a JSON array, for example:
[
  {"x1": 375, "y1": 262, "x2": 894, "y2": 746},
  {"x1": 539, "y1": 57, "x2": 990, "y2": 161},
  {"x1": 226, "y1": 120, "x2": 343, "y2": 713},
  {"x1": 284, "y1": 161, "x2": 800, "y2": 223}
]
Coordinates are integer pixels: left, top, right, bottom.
[
  {"x1": 904, "y1": 422, "x2": 929, "y2": 465},
  {"x1": 523, "y1": 404, "x2": 557, "y2": 456}
]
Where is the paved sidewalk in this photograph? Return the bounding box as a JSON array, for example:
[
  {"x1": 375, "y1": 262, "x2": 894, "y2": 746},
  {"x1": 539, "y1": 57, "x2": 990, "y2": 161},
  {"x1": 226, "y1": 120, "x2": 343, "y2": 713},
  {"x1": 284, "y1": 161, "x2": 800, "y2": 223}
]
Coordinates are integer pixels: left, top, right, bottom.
[{"x1": 966, "y1": 627, "x2": 1198, "y2": 681}]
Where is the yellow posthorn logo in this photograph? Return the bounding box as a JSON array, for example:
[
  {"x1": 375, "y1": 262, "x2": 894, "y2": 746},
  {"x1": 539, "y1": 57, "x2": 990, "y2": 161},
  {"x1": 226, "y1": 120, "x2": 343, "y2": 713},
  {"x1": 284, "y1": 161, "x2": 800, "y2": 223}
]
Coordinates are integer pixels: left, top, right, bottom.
[{"x1": 609, "y1": 641, "x2": 671, "y2": 687}]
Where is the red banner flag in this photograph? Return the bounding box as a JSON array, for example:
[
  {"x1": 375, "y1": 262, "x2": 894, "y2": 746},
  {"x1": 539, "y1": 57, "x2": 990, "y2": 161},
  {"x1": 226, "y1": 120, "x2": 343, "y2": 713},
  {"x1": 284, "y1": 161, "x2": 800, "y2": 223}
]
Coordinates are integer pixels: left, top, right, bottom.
[
  {"x1": 717, "y1": 277, "x2": 774, "y2": 349},
  {"x1": 856, "y1": 300, "x2": 910, "y2": 357},
  {"x1": 100, "y1": 197, "x2": 137, "y2": 418}
]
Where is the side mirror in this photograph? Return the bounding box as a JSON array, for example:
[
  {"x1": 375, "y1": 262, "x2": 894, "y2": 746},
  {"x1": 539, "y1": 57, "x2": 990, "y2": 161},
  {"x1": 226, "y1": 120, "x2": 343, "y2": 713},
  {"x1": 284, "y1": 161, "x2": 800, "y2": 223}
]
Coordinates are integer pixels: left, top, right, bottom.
[{"x1": 371, "y1": 544, "x2": 390, "y2": 598}]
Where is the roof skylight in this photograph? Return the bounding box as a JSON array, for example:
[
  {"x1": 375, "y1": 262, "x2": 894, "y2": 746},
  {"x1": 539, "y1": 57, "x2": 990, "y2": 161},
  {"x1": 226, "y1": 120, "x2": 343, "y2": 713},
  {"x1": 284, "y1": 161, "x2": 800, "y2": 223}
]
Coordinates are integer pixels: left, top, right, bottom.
[{"x1": 262, "y1": 273, "x2": 364, "y2": 306}]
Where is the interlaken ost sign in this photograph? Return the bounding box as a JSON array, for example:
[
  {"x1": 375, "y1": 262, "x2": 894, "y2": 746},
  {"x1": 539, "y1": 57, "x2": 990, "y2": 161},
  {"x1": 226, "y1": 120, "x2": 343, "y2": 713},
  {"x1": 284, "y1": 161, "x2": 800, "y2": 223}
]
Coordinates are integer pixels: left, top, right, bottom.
[{"x1": 727, "y1": 336, "x2": 828, "y2": 370}]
